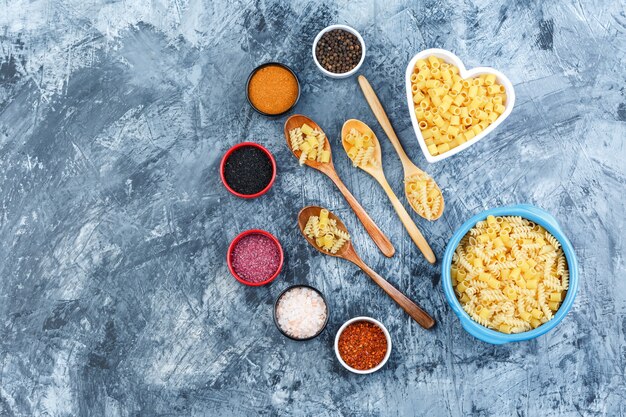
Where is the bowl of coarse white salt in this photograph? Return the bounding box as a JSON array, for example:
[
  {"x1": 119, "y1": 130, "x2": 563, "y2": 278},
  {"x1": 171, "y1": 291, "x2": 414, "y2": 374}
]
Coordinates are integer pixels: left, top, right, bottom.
[{"x1": 273, "y1": 285, "x2": 329, "y2": 341}]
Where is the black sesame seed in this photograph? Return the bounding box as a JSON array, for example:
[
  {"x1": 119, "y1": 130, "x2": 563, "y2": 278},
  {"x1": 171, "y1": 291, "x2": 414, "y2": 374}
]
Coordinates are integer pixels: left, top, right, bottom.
[{"x1": 223, "y1": 146, "x2": 273, "y2": 195}]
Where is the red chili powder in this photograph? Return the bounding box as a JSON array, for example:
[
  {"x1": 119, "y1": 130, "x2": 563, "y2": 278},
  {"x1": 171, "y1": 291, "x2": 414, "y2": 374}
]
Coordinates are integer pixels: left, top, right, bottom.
[
  {"x1": 230, "y1": 233, "x2": 280, "y2": 283},
  {"x1": 338, "y1": 321, "x2": 388, "y2": 370}
]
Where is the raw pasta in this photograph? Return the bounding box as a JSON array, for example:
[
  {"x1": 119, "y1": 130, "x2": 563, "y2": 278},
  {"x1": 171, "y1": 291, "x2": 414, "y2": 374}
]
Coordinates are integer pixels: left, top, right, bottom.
[
  {"x1": 410, "y1": 56, "x2": 507, "y2": 156},
  {"x1": 343, "y1": 128, "x2": 377, "y2": 168},
  {"x1": 451, "y1": 215, "x2": 569, "y2": 334},
  {"x1": 404, "y1": 172, "x2": 443, "y2": 220},
  {"x1": 303, "y1": 208, "x2": 350, "y2": 254},
  {"x1": 289, "y1": 123, "x2": 330, "y2": 165}
]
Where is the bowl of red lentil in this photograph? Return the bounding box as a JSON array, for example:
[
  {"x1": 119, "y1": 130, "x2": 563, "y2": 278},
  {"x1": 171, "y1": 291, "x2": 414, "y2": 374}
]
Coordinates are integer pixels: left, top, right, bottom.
[
  {"x1": 334, "y1": 316, "x2": 391, "y2": 374},
  {"x1": 312, "y1": 25, "x2": 366, "y2": 79},
  {"x1": 246, "y1": 62, "x2": 300, "y2": 117},
  {"x1": 227, "y1": 229, "x2": 284, "y2": 286}
]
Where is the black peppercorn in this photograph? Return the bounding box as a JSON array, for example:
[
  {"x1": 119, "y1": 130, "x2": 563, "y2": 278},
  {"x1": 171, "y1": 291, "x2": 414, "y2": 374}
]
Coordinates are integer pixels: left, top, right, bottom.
[{"x1": 315, "y1": 29, "x2": 363, "y2": 74}]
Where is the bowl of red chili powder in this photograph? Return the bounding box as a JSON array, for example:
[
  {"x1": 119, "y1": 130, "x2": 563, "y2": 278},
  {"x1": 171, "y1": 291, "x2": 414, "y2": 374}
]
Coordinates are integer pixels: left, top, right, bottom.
[
  {"x1": 227, "y1": 229, "x2": 283, "y2": 286},
  {"x1": 335, "y1": 317, "x2": 391, "y2": 374}
]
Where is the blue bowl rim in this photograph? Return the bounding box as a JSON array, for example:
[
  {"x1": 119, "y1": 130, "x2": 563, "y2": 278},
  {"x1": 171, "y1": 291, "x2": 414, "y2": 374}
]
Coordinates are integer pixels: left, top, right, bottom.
[{"x1": 441, "y1": 204, "x2": 578, "y2": 344}]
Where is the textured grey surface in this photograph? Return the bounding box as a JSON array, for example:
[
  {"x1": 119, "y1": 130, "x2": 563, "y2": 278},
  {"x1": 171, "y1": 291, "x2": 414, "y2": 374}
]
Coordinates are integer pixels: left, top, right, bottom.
[{"x1": 1, "y1": 0, "x2": 625, "y2": 416}]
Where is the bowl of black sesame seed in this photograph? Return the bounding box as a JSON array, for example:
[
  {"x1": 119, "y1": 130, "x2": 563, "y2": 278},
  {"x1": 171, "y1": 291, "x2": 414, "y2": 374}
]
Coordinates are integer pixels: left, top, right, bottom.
[
  {"x1": 220, "y1": 142, "x2": 277, "y2": 199},
  {"x1": 312, "y1": 25, "x2": 365, "y2": 79}
]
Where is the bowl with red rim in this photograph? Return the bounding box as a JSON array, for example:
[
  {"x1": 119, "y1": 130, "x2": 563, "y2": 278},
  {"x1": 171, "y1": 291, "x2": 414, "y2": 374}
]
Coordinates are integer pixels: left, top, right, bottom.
[
  {"x1": 227, "y1": 229, "x2": 284, "y2": 286},
  {"x1": 219, "y1": 142, "x2": 277, "y2": 199}
]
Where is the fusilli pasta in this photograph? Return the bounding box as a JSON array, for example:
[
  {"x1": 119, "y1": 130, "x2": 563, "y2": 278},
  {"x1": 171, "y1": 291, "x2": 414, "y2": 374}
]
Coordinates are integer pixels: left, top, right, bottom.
[{"x1": 451, "y1": 215, "x2": 569, "y2": 333}]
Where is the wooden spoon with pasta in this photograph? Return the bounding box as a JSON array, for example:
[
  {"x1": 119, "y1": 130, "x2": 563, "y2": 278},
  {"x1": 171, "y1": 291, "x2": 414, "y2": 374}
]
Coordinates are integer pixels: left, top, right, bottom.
[
  {"x1": 357, "y1": 75, "x2": 445, "y2": 221},
  {"x1": 284, "y1": 114, "x2": 395, "y2": 258},
  {"x1": 298, "y1": 205, "x2": 435, "y2": 329},
  {"x1": 341, "y1": 119, "x2": 435, "y2": 264}
]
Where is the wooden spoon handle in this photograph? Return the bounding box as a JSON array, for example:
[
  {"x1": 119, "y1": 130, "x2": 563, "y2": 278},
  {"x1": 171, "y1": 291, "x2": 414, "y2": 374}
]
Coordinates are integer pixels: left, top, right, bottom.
[
  {"x1": 352, "y1": 256, "x2": 435, "y2": 329},
  {"x1": 375, "y1": 175, "x2": 436, "y2": 264},
  {"x1": 357, "y1": 75, "x2": 411, "y2": 166},
  {"x1": 326, "y1": 171, "x2": 395, "y2": 258}
]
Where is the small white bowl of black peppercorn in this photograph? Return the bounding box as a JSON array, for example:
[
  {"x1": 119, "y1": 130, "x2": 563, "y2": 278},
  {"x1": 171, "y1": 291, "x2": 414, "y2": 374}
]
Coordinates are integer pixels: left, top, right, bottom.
[{"x1": 312, "y1": 25, "x2": 365, "y2": 79}]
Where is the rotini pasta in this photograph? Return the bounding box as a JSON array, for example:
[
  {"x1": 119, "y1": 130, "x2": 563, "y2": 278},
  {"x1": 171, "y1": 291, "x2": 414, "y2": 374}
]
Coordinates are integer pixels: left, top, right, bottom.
[
  {"x1": 451, "y1": 215, "x2": 569, "y2": 333},
  {"x1": 289, "y1": 127, "x2": 304, "y2": 151},
  {"x1": 404, "y1": 172, "x2": 444, "y2": 221},
  {"x1": 303, "y1": 208, "x2": 350, "y2": 254},
  {"x1": 343, "y1": 128, "x2": 377, "y2": 168},
  {"x1": 289, "y1": 123, "x2": 330, "y2": 165}
]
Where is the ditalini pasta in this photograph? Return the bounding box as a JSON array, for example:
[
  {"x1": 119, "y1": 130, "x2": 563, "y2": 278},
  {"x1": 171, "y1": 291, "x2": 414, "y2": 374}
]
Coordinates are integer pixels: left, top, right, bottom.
[
  {"x1": 410, "y1": 56, "x2": 507, "y2": 156},
  {"x1": 303, "y1": 208, "x2": 350, "y2": 254},
  {"x1": 289, "y1": 123, "x2": 330, "y2": 165},
  {"x1": 405, "y1": 172, "x2": 443, "y2": 220},
  {"x1": 343, "y1": 128, "x2": 377, "y2": 168},
  {"x1": 451, "y1": 215, "x2": 568, "y2": 334}
]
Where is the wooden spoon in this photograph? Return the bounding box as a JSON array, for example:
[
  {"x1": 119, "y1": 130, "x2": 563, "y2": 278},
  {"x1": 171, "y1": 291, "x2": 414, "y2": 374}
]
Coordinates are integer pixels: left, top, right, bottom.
[
  {"x1": 341, "y1": 119, "x2": 436, "y2": 264},
  {"x1": 297, "y1": 206, "x2": 435, "y2": 329},
  {"x1": 357, "y1": 75, "x2": 445, "y2": 220},
  {"x1": 284, "y1": 114, "x2": 395, "y2": 258}
]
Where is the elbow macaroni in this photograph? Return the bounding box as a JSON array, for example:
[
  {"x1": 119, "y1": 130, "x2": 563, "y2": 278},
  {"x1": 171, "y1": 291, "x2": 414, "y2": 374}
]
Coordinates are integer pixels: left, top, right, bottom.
[
  {"x1": 451, "y1": 215, "x2": 568, "y2": 334},
  {"x1": 411, "y1": 56, "x2": 507, "y2": 156}
]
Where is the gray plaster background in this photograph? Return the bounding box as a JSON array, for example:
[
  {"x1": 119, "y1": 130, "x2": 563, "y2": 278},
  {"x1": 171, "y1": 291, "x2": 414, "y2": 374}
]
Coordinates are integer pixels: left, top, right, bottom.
[{"x1": 1, "y1": 0, "x2": 625, "y2": 416}]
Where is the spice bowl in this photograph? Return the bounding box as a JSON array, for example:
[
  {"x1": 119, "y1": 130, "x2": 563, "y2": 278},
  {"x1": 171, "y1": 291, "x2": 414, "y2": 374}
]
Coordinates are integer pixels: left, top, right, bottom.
[
  {"x1": 273, "y1": 285, "x2": 329, "y2": 341},
  {"x1": 312, "y1": 25, "x2": 366, "y2": 79},
  {"x1": 227, "y1": 229, "x2": 284, "y2": 286},
  {"x1": 220, "y1": 142, "x2": 277, "y2": 199},
  {"x1": 334, "y1": 316, "x2": 391, "y2": 374},
  {"x1": 246, "y1": 62, "x2": 301, "y2": 117}
]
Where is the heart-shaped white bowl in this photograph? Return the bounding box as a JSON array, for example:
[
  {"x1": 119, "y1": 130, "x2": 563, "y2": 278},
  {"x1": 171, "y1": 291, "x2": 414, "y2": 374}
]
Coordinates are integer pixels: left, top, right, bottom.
[{"x1": 405, "y1": 48, "x2": 515, "y2": 163}]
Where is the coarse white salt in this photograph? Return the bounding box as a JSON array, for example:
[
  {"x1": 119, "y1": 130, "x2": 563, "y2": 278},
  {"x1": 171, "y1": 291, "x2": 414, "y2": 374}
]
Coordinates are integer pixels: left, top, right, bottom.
[{"x1": 275, "y1": 286, "x2": 328, "y2": 339}]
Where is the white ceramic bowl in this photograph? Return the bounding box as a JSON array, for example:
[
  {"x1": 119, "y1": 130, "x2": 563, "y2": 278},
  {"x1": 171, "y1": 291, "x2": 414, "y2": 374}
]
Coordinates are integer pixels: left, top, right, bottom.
[
  {"x1": 334, "y1": 316, "x2": 391, "y2": 374},
  {"x1": 312, "y1": 25, "x2": 366, "y2": 79},
  {"x1": 405, "y1": 48, "x2": 515, "y2": 163}
]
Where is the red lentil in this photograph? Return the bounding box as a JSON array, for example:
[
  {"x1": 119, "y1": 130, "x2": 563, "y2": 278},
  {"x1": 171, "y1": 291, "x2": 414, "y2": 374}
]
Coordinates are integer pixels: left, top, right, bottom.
[{"x1": 338, "y1": 321, "x2": 387, "y2": 370}]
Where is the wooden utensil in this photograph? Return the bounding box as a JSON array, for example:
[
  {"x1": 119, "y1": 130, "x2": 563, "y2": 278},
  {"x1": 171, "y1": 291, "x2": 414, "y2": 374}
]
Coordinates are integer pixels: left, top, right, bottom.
[
  {"x1": 341, "y1": 119, "x2": 436, "y2": 264},
  {"x1": 297, "y1": 206, "x2": 435, "y2": 329},
  {"x1": 357, "y1": 75, "x2": 445, "y2": 220},
  {"x1": 284, "y1": 114, "x2": 395, "y2": 258}
]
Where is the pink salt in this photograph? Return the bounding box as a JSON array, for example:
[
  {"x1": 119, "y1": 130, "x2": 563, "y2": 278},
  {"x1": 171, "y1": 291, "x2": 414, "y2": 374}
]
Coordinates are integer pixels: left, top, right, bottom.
[{"x1": 231, "y1": 233, "x2": 280, "y2": 283}]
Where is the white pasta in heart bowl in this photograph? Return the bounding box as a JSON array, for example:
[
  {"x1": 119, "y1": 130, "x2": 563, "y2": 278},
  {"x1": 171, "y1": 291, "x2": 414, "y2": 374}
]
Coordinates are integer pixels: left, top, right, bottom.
[{"x1": 405, "y1": 48, "x2": 515, "y2": 163}]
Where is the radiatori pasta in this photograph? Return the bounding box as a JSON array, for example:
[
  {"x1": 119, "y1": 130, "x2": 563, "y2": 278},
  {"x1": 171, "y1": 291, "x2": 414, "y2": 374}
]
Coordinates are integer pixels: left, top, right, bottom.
[
  {"x1": 405, "y1": 172, "x2": 443, "y2": 221},
  {"x1": 410, "y1": 56, "x2": 507, "y2": 156},
  {"x1": 343, "y1": 128, "x2": 377, "y2": 168},
  {"x1": 289, "y1": 123, "x2": 330, "y2": 165},
  {"x1": 451, "y1": 215, "x2": 568, "y2": 334},
  {"x1": 303, "y1": 208, "x2": 350, "y2": 254}
]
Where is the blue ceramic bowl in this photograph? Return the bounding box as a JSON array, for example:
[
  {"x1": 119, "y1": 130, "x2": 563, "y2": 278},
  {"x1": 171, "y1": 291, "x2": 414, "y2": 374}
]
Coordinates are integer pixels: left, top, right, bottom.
[{"x1": 441, "y1": 204, "x2": 578, "y2": 344}]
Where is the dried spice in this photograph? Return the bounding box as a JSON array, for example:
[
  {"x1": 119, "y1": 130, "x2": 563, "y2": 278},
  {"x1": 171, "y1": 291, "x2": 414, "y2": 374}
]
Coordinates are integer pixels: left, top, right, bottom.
[
  {"x1": 338, "y1": 321, "x2": 387, "y2": 370},
  {"x1": 230, "y1": 233, "x2": 280, "y2": 283},
  {"x1": 223, "y1": 146, "x2": 273, "y2": 195},
  {"x1": 248, "y1": 65, "x2": 299, "y2": 115},
  {"x1": 315, "y1": 29, "x2": 362, "y2": 74}
]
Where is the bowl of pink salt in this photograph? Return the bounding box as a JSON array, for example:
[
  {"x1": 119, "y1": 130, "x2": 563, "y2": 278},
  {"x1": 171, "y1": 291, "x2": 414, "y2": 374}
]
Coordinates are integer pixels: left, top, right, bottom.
[{"x1": 227, "y1": 229, "x2": 283, "y2": 286}]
